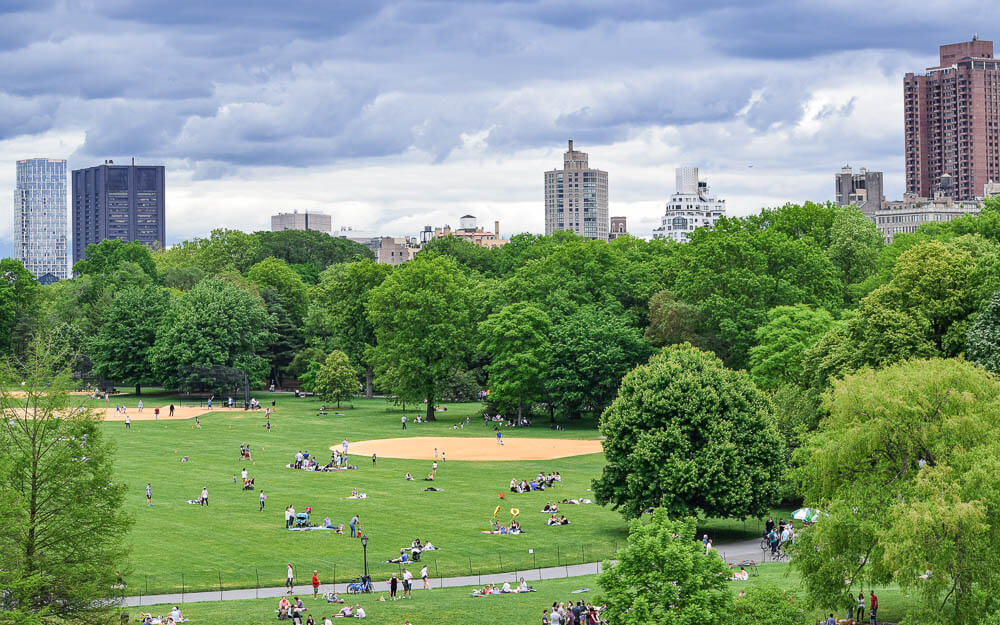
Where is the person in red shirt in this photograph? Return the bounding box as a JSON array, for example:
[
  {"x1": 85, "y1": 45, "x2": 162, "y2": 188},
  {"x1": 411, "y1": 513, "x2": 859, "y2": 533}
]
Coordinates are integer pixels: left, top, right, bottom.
[
  {"x1": 869, "y1": 590, "x2": 878, "y2": 624},
  {"x1": 312, "y1": 570, "x2": 320, "y2": 599}
]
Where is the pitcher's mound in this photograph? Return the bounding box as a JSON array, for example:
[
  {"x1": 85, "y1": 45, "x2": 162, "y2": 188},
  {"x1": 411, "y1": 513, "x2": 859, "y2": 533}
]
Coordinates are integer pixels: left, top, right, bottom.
[{"x1": 337, "y1": 437, "x2": 603, "y2": 461}]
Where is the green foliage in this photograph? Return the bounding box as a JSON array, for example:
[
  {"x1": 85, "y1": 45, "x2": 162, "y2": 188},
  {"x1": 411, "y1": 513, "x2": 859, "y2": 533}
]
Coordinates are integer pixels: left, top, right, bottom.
[
  {"x1": 597, "y1": 510, "x2": 733, "y2": 625},
  {"x1": 254, "y1": 229, "x2": 373, "y2": 277},
  {"x1": 150, "y1": 278, "x2": 275, "y2": 390},
  {"x1": 731, "y1": 585, "x2": 811, "y2": 625},
  {"x1": 793, "y1": 358, "x2": 1000, "y2": 623},
  {"x1": 544, "y1": 306, "x2": 651, "y2": 420},
  {"x1": 259, "y1": 288, "x2": 303, "y2": 384},
  {"x1": 88, "y1": 286, "x2": 169, "y2": 392},
  {"x1": 748, "y1": 305, "x2": 834, "y2": 391},
  {"x1": 478, "y1": 302, "x2": 551, "y2": 416},
  {"x1": 967, "y1": 289, "x2": 1000, "y2": 374},
  {"x1": 313, "y1": 350, "x2": 357, "y2": 407},
  {"x1": 367, "y1": 255, "x2": 475, "y2": 420},
  {"x1": 246, "y1": 256, "x2": 309, "y2": 324},
  {"x1": 644, "y1": 290, "x2": 716, "y2": 352},
  {"x1": 193, "y1": 229, "x2": 262, "y2": 274},
  {"x1": 827, "y1": 205, "x2": 883, "y2": 303},
  {"x1": 594, "y1": 344, "x2": 784, "y2": 520},
  {"x1": 0, "y1": 258, "x2": 41, "y2": 356},
  {"x1": 419, "y1": 235, "x2": 497, "y2": 275},
  {"x1": 73, "y1": 239, "x2": 157, "y2": 280},
  {"x1": 0, "y1": 341, "x2": 132, "y2": 624}
]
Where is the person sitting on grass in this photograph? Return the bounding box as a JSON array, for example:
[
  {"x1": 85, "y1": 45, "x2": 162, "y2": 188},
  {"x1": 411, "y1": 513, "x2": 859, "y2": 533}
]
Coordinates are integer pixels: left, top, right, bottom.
[
  {"x1": 353, "y1": 605, "x2": 365, "y2": 619},
  {"x1": 542, "y1": 502, "x2": 558, "y2": 513},
  {"x1": 333, "y1": 605, "x2": 352, "y2": 618},
  {"x1": 405, "y1": 472, "x2": 414, "y2": 480},
  {"x1": 422, "y1": 540, "x2": 437, "y2": 550},
  {"x1": 517, "y1": 577, "x2": 531, "y2": 592},
  {"x1": 326, "y1": 592, "x2": 344, "y2": 604},
  {"x1": 501, "y1": 581, "x2": 513, "y2": 593},
  {"x1": 731, "y1": 566, "x2": 749, "y2": 581},
  {"x1": 559, "y1": 515, "x2": 570, "y2": 525},
  {"x1": 277, "y1": 597, "x2": 291, "y2": 620},
  {"x1": 510, "y1": 520, "x2": 523, "y2": 533},
  {"x1": 546, "y1": 514, "x2": 560, "y2": 526}
]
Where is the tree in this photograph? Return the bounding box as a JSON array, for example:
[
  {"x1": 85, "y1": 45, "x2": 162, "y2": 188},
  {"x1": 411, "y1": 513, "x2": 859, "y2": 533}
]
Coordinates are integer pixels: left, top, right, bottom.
[
  {"x1": 193, "y1": 228, "x2": 261, "y2": 274},
  {"x1": 419, "y1": 234, "x2": 496, "y2": 275},
  {"x1": 478, "y1": 302, "x2": 551, "y2": 419},
  {"x1": 259, "y1": 288, "x2": 303, "y2": 387},
  {"x1": 366, "y1": 255, "x2": 475, "y2": 420},
  {"x1": 151, "y1": 278, "x2": 274, "y2": 390},
  {"x1": 966, "y1": 289, "x2": 1000, "y2": 374},
  {"x1": 246, "y1": 256, "x2": 310, "y2": 324},
  {"x1": 731, "y1": 585, "x2": 811, "y2": 625},
  {"x1": 72, "y1": 239, "x2": 157, "y2": 280},
  {"x1": 0, "y1": 341, "x2": 131, "y2": 624},
  {"x1": 827, "y1": 205, "x2": 883, "y2": 290},
  {"x1": 748, "y1": 305, "x2": 834, "y2": 391},
  {"x1": 644, "y1": 290, "x2": 715, "y2": 352},
  {"x1": 254, "y1": 229, "x2": 374, "y2": 272},
  {"x1": 597, "y1": 510, "x2": 732, "y2": 625},
  {"x1": 0, "y1": 258, "x2": 41, "y2": 357},
  {"x1": 544, "y1": 306, "x2": 650, "y2": 420},
  {"x1": 88, "y1": 286, "x2": 169, "y2": 395},
  {"x1": 594, "y1": 344, "x2": 784, "y2": 520},
  {"x1": 313, "y1": 350, "x2": 357, "y2": 408},
  {"x1": 793, "y1": 358, "x2": 1000, "y2": 623}
]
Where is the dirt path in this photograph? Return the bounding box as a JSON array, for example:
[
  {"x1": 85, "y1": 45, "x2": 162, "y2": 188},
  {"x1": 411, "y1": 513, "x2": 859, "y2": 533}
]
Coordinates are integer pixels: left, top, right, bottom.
[{"x1": 337, "y1": 436, "x2": 603, "y2": 461}]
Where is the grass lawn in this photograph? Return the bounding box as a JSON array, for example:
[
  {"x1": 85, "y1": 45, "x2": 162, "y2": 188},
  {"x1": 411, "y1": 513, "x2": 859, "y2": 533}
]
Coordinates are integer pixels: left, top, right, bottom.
[
  {"x1": 129, "y1": 564, "x2": 917, "y2": 625},
  {"x1": 100, "y1": 394, "x2": 797, "y2": 597}
]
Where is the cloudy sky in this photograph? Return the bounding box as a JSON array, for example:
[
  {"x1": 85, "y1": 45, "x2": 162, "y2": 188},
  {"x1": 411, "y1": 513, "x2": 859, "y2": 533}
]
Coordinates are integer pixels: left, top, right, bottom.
[{"x1": 0, "y1": 1, "x2": 991, "y2": 245}]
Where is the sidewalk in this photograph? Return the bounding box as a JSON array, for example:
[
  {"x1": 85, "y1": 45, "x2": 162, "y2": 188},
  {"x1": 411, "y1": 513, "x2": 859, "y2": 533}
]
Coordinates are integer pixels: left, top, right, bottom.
[{"x1": 120, "y1": 561, "x2": 606, "y2": 607}]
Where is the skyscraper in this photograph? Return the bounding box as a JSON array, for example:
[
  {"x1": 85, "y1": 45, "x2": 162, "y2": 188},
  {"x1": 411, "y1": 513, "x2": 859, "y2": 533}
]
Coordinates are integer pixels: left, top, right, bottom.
[
  {"x1": 904, "y1": 36, "x2": 1000, "y2": 200},
  {"x1": 71, "y1": 162, "x2": 166, "y2": 265},
  {"x1": 13, "y1": 158, "x2": 68, "y2": 283},
  {"x1": 544, "y1": 140, "x2": 609, "y2": 240},
  {"x1": 835, "y1": 166, "x2": 884, "y2": 218},
  {"x1": 652, "y1": 167, "x2": 726, "y2": 243}
]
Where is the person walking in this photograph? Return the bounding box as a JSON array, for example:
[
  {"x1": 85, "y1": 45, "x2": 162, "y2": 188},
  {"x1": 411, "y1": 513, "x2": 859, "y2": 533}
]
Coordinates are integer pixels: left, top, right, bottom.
[
  {"x1": 342, "y1": 439, "x2": 349, "y2": 454},
  {"x1": 200, "y1": 486, "x2": 208, "y2": 506},
  {"x1": 312, "y1": 570, "x2": 320, "y2": 599},
  {"x1": 431, "y1": 461, "x2": 438, "y2": 477},
  {"x1": 402, "y1": 568, "x2": 413, "y2": 598},
  {"x1": 401, "y1": 415, "x2": 406, "y2": 430},
  {"x1": 286, "y1": 563, "x2": 294, "y2": 594},
  {"x1": 154, "y1": 406, "x2": 160, "y2": 420},
  {"x1": 146, "y1": 482, "x2": 152, "y2": 506},
  {"x1": 869, "y1": 591, "x2": 878, "y2": 625},
  {"x1": 856, "y1": 592, "x2": 865, "y2": 622},
  {"x1": 496, "y1": 430, "x2": 502, "y2": 445},
  {"x1": 125, "y1": 414, "x2": 131, "y2": 429},
  {"x1": 137, "y1": 399, "x2": 143, "y2": 413},
  {"x1": 389, "y1": 573, "x2": 398, "y2": 600},
  {"x1": 195, "y1": 416, "x2": 201, "y2": 429},
  {"x1": 207, "y1": 397, "x2": 212, "y2": 409},
  {"x1": 259, "y1": 490, "x2": 266, "y2": 511},
  {"x1": 350, "y1": 514, "x2": 359, "y2": 538},
  {"x1": 420, "y1": 564, "x2": 429, "y2": 590},
  {"x1": 169, "y1": 404, "x2": 174, "y2": 417},
  {"x1": 372, "y1": 453, "x2": 377, "y2": 468}
]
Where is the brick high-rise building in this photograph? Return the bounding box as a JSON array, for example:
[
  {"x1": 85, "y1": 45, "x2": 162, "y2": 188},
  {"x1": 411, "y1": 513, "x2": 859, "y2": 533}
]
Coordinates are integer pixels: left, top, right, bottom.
[
  {"x1": 544, "y1": 140, "x2": 609, "y2": 240},
  {"x1": 904, "y1": 36, "x2": 1000, "y2": 200}
]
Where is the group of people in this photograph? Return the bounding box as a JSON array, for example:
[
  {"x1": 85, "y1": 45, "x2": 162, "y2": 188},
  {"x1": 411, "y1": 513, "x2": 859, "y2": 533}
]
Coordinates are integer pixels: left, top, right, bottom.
[
  {"x1": 483, "y1": 520, "x2": 524, "y2": 534},
  {"x1": 510, "y1": 472, "x2": 561, "y2": 493},
  {"x1": 277, "y1": 596, "x2": 365, "y2": 622},
  {"x1": 545, "y1": 514, "x2": 571, "y2": 526},
  {"x1": 136, "y1": 606, "x2": 183, "y2": 625},
  {"x1": 237, "y1": 466, "x2": 255, "y2": 490},
  {"x1": 472, "y1": 577, "x2": 533, "y2": 596},
  {"x1": 239, "y1": 443, "x2": 254, "y2": 460},
  {"x1": 541, "y1": 600, "x2": 606, "y2": 625},
  {"x1": 484, "y1": 414, "x2": 532, "y2": 428},
  {"x1": 764, "y1": 517, "x2": 795, "y2": 555}
]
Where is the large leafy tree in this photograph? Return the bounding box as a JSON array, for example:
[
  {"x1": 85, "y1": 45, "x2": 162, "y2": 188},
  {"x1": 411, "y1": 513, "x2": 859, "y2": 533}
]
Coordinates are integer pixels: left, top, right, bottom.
[
  {"x1": 544, "y1": 306, "x2": 650, "y2": 421},
  {"x1": 478, "y1": 302, "x2": 551, "y2": 418},
  {"x1": 967, "y1": 289, "x2": 1000, "y2": 373},
  {"x1": 793, "y1": 358, "x2": 1000, "y2": 624},
  {"x1": 312, "y1": 350, "x2": 357, "y2": 408},
  {"x1": 366, "y1": 255, "x2": 475, "y2": 420},
  {"x1": 597, "y1": 510, "x2": 732, "y2": 625},
  {"x1": 88, "y1": 286, "x2": 169, "y2": 394},
  {"x1": 419, "y1": 234, "x2": 497, "y2": 275},
  {"x1": 0, "y1": 341, "x2": 132, "y2": 624},
  {"x1": 194, "y1": 228, "x2": 262, "y2": 274},
  {"x1": 151, "y1": 278, "x2": 274, "y2": 390},
  {"x1": 644, "y1": 290, "x2": 716, "y2": 352},
  {"x1": 260, "y1": 288, "x2": 304, "y2": 386},
  {"x1": 72, "y1": 239, "x2": 157, "y2": 280},
  {"x1": 246, "y1": 256, "x2": 310, "y2": 324},
  {"x1": 748, "y1": 304, "x2": 834, "y2": 391},
  {"x1": 254, "y1": 229, "x2": 373, "y2": 274},
  {"x1": 827, "y1": 205, "x2": 883, "y2": 304},
  {"x1": 0, "y1": 258, "x2": 41, "y2": 357},
  {"x1": 594, "y1": 344, "x2": 784, "y2": 520}
]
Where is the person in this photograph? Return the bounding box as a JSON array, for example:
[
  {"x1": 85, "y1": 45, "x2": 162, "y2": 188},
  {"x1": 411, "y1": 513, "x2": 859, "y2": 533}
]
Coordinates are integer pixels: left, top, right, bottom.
[
  {"x1": 200, "y1": 486, "x2": 208, "y2": 506},
  {"x1": 169, "y1": 404, "x2": 174, "y2": 417},
  {"x1": 372, "y1": 453, "x2": 376, "y2": 468},
  {"x1": 260, "y1": 490, "x2": 267, "y2": 511},
  {"x1": 402, "y1": 567, "x2": 413, "y2": 598},
  {"x1": 195, "y1": 416, "x2": 200, "y2": 429},
  {"x1": 353, "y1": 605, "x2": 365, "y2": 619},
  {"x1": 286, "y1": 563, "x2": 294, "y2": 594},
  {"x1": 335, "y1": 605, "x2": 352, "y2": 618},
  {"x1": 405, "y1": 472, "x2": 413, "y2": 480},
  {"x1": 856, "y1": 592, "x2": 865, "y2": 622},
  {"x1": 170, "y1": 606, "x2": 182, "y2": 622},
  {"x1": 306, "y1": 615, "x2": 315, "y2": 625},
  {"x1": 497, "y1": 430, "x2": 502, "y2": 445},
  {"x1": 138, "y1": 399, "x2": 143, "y2": 413},
  {"x1": 286, "y1": 506, "x2": 294, "y2": 529},
  {"x1": 705, "y1": 539, "x2": 713, "y2": 553},
  {"x1": 825, "y1": 614, "x2": 836, "y2": 625},
  {"x1": 870, "y1": 591, "x2": 878, "y2": 624},
  {"x1": 389, "y1": 573, "x2": 398, "y2": 600},
  {"x1": 342, "y1": 439, "x2": 349, "y2": 454},
  {"x1": 125, "y1": 414, "x2": 131, "y2": 429},
  {"x1": 765, "y1": 517, "x2": 774, "y2": 535},
  {"x1": 350, "y1": 515, "x2": 359, "y2": 538},
  {"x1": 207, "y1": 397, "x2": 212, "y2": 409},
  {"x1": 278, "y1": 597, "x2": 291, "y2": 619},
  {"x1": 434, "y1": 447, "x2": 438, "y2": 459},
  {"x1": 542, "y1": 609, "x2": 551, "y2": 625},
  {"x1": 401, "y1": 415, "x2": 406, "y2": 430},
  {"x1": 323, "y1": 617, "x2": 333, "y2": 625},
  {"x1": 420, "y1": 564, "x2": 429, "y2": 590},
  {"x1": 312, "y1": 570, "x2": 320, "y2": 599},
  {"x1": 432, "y1": 461, "x2": 438, "y2": 476},
  {"x1": 442, "y1": 451, "x2": 446, "y2": 462},
  {"x1": 154, "y1": 406, "x2": 160, "y2": 419},
  {"x1": 501, "y1": 581, "x2": 512, "y2": 593},
  {"x1": 265, "y1": 420, "x2": 271, "y2": 432},
  {"x1": 146, "y1": 482, "x2": 152, "y2": 506}
]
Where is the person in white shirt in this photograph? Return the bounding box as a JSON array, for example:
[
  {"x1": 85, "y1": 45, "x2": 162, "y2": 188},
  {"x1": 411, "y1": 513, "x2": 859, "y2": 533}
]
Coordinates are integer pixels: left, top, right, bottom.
[
  {"x1": 285, "y1": 563, "x2": 294, "y2": 594},
  {"x1": 353, "y1": 605, "x2": 365, "y2": 619},
  {"x1": 170, "y1": 607, "x2": 182, "y2": 622},
  {"x1": 420, "y1": 565, "x2": 429, "y2": 589},
  {"x1": 402, "y1": 568, "x2": 413, "y2": 598},
  {"x1": 323, "y1": 618, "x2": 333, "y2": 625},
  {"x1": 200, "y1": 487, "x2": 208, "y2": 506}
]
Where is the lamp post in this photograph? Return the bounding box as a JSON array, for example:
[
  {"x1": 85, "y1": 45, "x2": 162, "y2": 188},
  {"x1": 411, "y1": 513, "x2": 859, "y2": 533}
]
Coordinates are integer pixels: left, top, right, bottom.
[{"x1": 361, "y1": 534, "x2": 369, "y2": 590}]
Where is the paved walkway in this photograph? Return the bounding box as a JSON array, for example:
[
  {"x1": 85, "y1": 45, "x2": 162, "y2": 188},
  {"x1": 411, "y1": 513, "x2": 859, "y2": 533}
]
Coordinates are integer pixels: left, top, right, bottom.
[{"x1": 120, "y1": 538, "x2": 774, "y2": 608}]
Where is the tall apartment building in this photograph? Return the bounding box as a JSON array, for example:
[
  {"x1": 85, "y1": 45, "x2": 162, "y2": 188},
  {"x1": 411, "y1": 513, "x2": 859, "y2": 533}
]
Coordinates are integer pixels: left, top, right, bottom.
[
  {"x1": 271, "y1": 210, "x2": 332, "y2": 233},
  {"x1": 835, "y1": 166, "x2": 884, "y2": 217},
  {"x1": 904, "y1": 36, "x2": 1000, "y2": 200},
  {"x1": 13, "y1": 158, "x2": 68, "y2": 283},
  {"x1": 544, "y1": 140, "x2": 609, "y2": 240},
  {"x1": 71, "y1": 161, "x2": 165, "y2": 265},
  {"x1": 652, "y1": 167, "x2": 726, "y2": 242}
]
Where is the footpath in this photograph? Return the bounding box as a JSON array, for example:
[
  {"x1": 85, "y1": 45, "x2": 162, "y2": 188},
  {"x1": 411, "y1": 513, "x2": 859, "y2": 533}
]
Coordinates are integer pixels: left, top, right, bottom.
[{"x1": 120, "y1": 538, "x2": 766, "y2": 608}]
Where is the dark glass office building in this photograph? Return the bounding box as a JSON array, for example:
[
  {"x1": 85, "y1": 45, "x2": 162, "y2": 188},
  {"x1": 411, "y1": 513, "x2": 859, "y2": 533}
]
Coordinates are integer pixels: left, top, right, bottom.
[{"x1": 71, "y1": 162, "x2": 166, "y2": 265}]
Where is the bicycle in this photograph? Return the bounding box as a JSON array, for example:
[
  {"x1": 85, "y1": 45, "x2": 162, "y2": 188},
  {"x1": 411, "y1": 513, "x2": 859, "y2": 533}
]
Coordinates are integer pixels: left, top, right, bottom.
[{"x1": 346, "y1": 576, "x2": 372, "y2": 594}]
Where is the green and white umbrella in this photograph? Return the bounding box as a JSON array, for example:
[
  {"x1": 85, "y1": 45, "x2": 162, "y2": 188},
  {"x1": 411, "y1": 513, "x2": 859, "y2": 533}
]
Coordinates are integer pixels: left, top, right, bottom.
[{"x1": 792, "y1": 507, "x2": 823, "y2": 523}]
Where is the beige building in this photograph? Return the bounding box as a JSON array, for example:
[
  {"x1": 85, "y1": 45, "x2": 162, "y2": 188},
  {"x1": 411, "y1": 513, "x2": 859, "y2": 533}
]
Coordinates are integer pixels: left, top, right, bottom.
[
  {"x1": 544, "y1": 140, "x2": 609, "y2": 240},
  {"x1": 270, "y1": 210, "x2": 332, "y2": 233},
  {"x1": 376, "y1": 236, "x2": 420, "y2": 265},
  {"x1": 425, "y1": 215, "x2": 507, "y2": 248},
  {"x1": 875, "y1": 190, "x2": 981, "y2": 242}
]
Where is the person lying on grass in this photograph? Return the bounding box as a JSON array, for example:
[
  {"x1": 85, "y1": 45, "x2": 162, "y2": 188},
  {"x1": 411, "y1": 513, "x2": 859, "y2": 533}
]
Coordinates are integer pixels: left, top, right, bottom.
[
  {"x1": 385, "y1": 552, "x2": 411, "y2": 564},
  {"x1": 347, "y1": 489, "x2": 367, "y2": 499},
  {"x1": 541, "y1": 502, "x2": 559, "y2": 513}
]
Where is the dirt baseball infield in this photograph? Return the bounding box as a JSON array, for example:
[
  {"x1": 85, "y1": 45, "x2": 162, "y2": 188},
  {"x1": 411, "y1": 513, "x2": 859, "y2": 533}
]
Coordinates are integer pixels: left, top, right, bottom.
[
  {"x1": 336, "y1": 436, "x2": 604, "y2": 461},
  {"x1": 101, "y1": 406, "x2": 244, "y2": 421}
]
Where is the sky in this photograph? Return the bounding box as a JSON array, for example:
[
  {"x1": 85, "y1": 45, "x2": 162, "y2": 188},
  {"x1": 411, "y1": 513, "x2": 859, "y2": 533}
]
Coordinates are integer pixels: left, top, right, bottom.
[{"x1": 0, "y1": 0, "x2": 993, "y2": 245}]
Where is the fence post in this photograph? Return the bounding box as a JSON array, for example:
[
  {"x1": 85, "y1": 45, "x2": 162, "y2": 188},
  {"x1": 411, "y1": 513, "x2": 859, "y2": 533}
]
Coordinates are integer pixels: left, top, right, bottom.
[
  {"x1": 334, "y1": 564, "x2": 337, "y2": 590},
  {"x1": 145, "y1": 575, "x2": 149, "y2": 596},
  {"x1": 256, "y1": 568, "x2": 260, "y2": 599},
  {"x1": 498, "y1": 553, "x2": 503, "y2": 572},
  {"x1": 557, "y1": 546, "x2": 560, "y2": 567},
  {"x1": 218, "y1": 572, "x2": 223, "y2": 600},
  {"x1": 469, "y1": 556, "x2": 473, "y2": 576},
  {"x1": 181, "y1": 572, "x2": 185, "y2": 604},
  {"x1": 582, "y1": 544, "x2": 585, "y2": 563},
  {"x1": 435, "y1": 561, "x2": 440, "y2": 588},
  {"x1": 532, "y1": 550, "x2": 536, "y2": 570}
]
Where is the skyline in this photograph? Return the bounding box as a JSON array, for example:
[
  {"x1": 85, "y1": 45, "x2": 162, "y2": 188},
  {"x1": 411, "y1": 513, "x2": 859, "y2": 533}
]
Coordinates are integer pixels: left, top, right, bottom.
[{"x1": 0, "y1": 2, "x2": 994, "y2": 246}]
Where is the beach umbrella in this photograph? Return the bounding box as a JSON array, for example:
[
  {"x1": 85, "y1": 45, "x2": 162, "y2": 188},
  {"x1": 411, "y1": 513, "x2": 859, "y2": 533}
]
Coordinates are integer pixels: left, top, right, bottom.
[{"x1": 792, "y1": 507, "x2": 823, "y2": 522}]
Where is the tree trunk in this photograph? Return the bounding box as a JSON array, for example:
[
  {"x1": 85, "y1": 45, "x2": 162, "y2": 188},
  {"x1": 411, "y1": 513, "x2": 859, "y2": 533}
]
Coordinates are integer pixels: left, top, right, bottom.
[
  {"x1": 364, "y1": 366, "x2": 373, "y2": 399},
  {"x1": 425, "y1": 393, "x2": 436, "y2": 421},
  {"x1": 337, "y1": 398, "x2": 341, "y2": 409},
  {"x1": 518, "y1": 397, "x2": 523, "y2": 420},
  {"x1": 135, "y1": 384, "x2": 141, "y2": 396},
  {"x1": 549, "y1": 403, "x2": 555, "y2": 423}
]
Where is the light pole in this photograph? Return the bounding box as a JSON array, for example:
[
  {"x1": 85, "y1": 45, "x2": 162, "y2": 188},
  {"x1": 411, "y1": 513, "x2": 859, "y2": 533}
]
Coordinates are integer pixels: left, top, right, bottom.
[{"x1": 361, "y1": 534, "x2": 369, "y2": 591}]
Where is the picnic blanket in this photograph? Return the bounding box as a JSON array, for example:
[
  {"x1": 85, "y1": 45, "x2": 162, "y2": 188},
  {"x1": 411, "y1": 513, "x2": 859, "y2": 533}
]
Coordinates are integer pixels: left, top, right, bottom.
[{"x1": 288, "y1": 526, "x2": 339, "y2": 532}]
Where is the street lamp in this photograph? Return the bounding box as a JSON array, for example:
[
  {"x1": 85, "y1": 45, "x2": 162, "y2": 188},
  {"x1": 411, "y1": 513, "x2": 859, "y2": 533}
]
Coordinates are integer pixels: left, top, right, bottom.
[{"x1": 360, "y1": 534, "x2": 369, "y2": 591}]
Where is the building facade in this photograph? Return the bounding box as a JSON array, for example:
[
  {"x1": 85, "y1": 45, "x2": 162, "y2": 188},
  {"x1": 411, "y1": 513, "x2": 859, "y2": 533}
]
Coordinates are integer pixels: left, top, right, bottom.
[
  {"x1": 13, "y1": 158, "x2": 68, "y2": 282},
  {"x1": 71, "y1": 162, "x2": 165, "y2": 265},
  {"x1": 427, "y1": 215, "x2": 507, "y2": 248},
  {"x1": 375, "y1": 236, "x2": 420, "y2": 265},
  {"x1": 652, "y1": 167, "x2": 726, "y2": 242},
  {"x1": 609, "y1": 216, "x2": 627, "y2": 240},
  {"x1": 270, "y1": 210, "x2": 332, "y2": 233},
  {"x1": 904, "y1": 37, "x2": 1000, "y2": 200},
  {"x1": 544, "y1": 140, "x2": 609, "y2": 240},
  {"x1": 875, "y1": 191, "x2": 981, "y2": 242},
  {"x1": 835, "y1": 166, "x2": 884, "y2": 217}
]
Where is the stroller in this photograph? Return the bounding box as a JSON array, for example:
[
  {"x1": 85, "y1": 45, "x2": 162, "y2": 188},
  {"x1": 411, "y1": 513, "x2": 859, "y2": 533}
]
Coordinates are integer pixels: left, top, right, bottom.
[{"x1": 295, "y1": 512, "x2": 311, "y2": 528}]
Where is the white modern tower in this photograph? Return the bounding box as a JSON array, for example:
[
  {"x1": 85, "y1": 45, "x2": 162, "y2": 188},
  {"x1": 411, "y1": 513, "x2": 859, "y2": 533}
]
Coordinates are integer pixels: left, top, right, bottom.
[
  {"x1": 13, "y1": 158, "x2": 68, "y2": 282},
  {"x1": 653, "y1": 167, "x2": 726, "y2": 242}
]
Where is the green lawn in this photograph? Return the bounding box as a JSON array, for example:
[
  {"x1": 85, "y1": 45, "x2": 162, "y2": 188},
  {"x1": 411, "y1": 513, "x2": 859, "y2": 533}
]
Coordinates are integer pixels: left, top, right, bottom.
[{"x1": 129, "y1": 564, "x2": 916, "y2": 625}]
